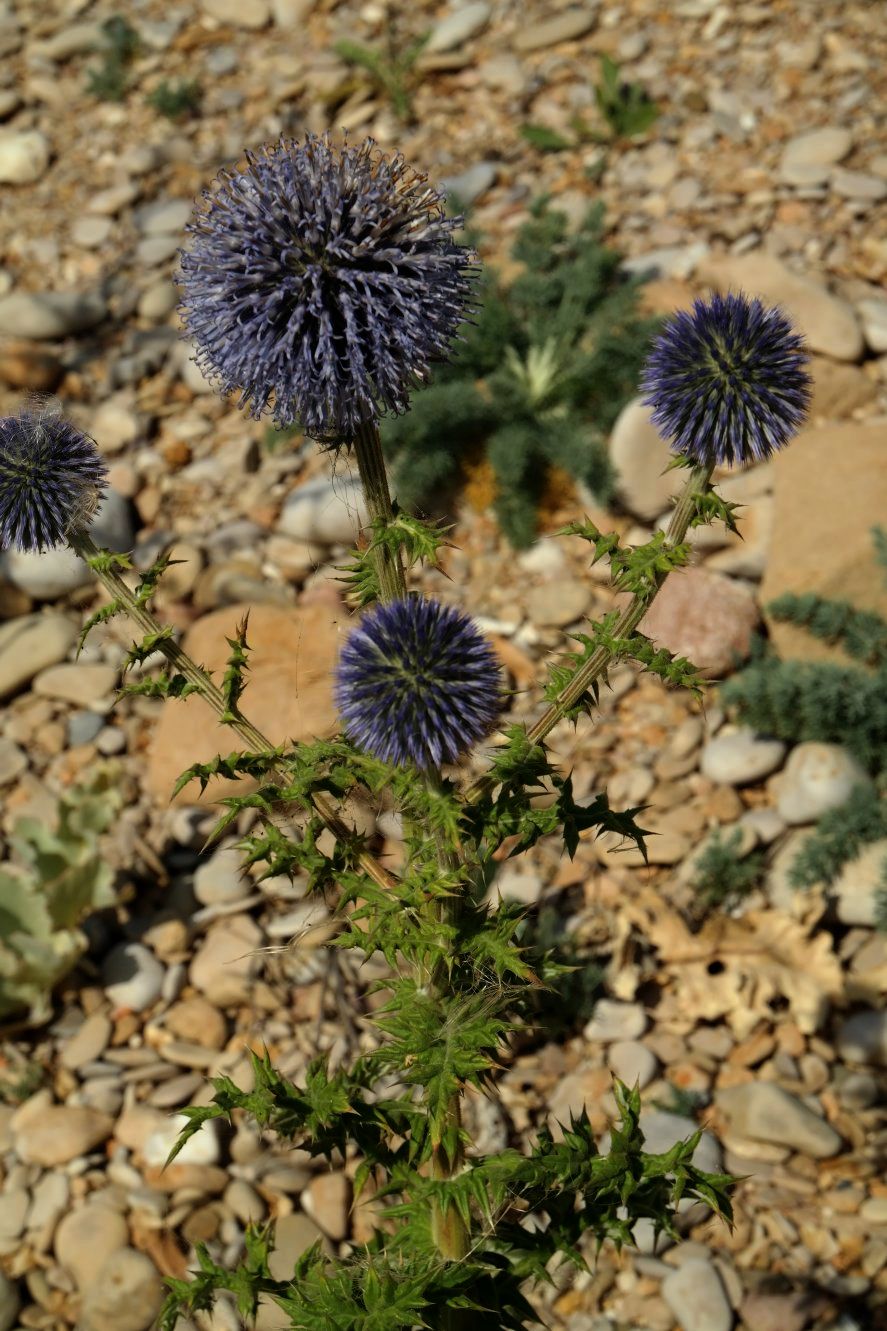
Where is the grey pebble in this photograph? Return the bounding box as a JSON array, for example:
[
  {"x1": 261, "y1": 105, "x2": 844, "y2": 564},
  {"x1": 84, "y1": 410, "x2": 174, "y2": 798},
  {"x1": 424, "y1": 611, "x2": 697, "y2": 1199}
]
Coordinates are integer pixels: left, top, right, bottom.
[
  {"x1": 440, "y1": 161, "x2": 497, "y2": 206},
  {"x1": 0, "y1": 289, "x2": 106, "y2": 339},
  {"x1": 425, "y1": 3, "x2": 491, "y2": 53}
]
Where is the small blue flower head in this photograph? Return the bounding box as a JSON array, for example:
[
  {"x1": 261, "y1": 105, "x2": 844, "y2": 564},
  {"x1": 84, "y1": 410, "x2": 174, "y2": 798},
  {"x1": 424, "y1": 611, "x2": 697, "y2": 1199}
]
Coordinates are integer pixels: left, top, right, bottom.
[
  {"x1": 178, "y1": 134, "x2": 477, "y2": 444},
  {"x1": 334, "y1": 596, "x2": 502, "y2": 769},
  {"x1": 640, "y1": 291, "x2": 811, "y2": 467},
  {"x1": 0, "y1": 402, "x2": 108, "y2": 552}
]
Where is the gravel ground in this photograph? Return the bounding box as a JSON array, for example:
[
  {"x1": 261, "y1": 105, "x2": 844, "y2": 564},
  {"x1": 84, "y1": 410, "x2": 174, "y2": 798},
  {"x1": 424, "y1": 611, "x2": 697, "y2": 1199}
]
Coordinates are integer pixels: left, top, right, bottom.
[{"x1": 0, "y1": 2, "x2": 885, "y2": 1330}]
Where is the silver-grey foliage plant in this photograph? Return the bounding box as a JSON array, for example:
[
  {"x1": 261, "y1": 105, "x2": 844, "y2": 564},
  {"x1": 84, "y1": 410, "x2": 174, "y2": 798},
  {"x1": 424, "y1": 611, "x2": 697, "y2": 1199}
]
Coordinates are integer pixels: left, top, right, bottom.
[{"x1": 0, "y1": 135, "x2": 813, "y2": 1330}]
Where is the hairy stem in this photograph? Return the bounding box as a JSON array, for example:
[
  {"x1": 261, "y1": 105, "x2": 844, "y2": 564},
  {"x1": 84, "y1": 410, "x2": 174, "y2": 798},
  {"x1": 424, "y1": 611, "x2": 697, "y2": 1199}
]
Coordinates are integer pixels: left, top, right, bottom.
[
  {"x1": 70, "y1": 531, "x2": 397, "y2": 895},
  {"x1": 349, "y1": 423, "x2": 470, "y2": 1264},
  {"x1": 466, "y1": 461, "x2": 715, "y2": 805},
  {"x1": 353, "y1": 418, "x2": 406, "y2": 602}
]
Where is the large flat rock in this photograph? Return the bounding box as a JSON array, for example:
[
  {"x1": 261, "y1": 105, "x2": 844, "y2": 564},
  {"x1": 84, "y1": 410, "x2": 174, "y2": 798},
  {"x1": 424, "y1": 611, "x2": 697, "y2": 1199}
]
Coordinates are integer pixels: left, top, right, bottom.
[
  {"x1": 146, "y1": 602, "x2": 342, "y2": 804},
  {"x1": 761, "y1": 423, "x2": 887, "y2": 664}
]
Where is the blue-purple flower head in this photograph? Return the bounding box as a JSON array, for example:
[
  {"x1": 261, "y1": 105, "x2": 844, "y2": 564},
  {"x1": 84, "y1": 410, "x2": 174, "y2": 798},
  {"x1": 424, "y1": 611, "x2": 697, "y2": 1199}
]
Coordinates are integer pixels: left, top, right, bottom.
[
  {"x1": 335, "y1": 596, "x2": 502, "y2": 769},
  {"x1": 0, "y1": 402, "x2": 107, "y2": 552},
  {"x1": 177, "y1": 134, "x2": 477, "y2": 444},
  {"x1": 640, "y1": 292, "x2": 811, "y2": 467}
]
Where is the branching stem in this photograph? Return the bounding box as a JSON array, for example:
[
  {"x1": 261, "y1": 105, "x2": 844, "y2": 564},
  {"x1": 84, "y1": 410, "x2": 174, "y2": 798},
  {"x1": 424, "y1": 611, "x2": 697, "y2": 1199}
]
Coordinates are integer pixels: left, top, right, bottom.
[
  {"x1": 69, "y1": 530, "x2": 397, "y2": 895},
  {"x1": 465, "y1": 461, "x2": 715, "y2": 805}
]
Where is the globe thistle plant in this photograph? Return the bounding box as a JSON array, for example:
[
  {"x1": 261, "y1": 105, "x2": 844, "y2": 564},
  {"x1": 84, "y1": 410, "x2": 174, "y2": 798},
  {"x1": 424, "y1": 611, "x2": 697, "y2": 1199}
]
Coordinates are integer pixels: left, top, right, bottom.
[
  {"x1": 640, "y1": 291, "x2": 811, "y2": 467},
  {"x1": 335, "y1": 596, "x2": 502, "y2": 769},
  {"x1": 177, "y1": 134, "x2": 476, "y2": 443},
  {"x1": 0, "y1": 403, "x2": 107, "y2": 552}
]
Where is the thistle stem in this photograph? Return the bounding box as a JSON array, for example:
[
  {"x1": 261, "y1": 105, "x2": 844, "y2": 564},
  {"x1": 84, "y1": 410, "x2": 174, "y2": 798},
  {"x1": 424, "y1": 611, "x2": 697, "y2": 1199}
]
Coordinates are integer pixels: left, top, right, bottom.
[
  {"x1": 69, "y1": 531, "x2": 397, "y2": 895},
  {"x1": 352, "y1": 419, "x2": 406, "y2": 603},
  {"x1": 465, "y1": 461, "x2": 715, "y2": 805},
  {"x1": 348, "y1": 424, "x2": 470, "y2": 1266}
]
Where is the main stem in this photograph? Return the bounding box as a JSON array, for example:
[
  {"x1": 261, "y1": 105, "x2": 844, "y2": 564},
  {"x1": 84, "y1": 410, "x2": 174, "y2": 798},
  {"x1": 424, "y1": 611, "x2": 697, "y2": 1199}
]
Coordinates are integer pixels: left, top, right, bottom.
[
  {"x1": 351, "y1": 421, "x2": 470, "y2": 1269},
  {"x1": 353, "y1": 419, "x2": 405, "y2": 603},
  {"x1": 70, "y1": 531, "x2": 397, "y2": 895},
  {"x1": 466, "y1": 461, "x2": 715, "y2": 806}
]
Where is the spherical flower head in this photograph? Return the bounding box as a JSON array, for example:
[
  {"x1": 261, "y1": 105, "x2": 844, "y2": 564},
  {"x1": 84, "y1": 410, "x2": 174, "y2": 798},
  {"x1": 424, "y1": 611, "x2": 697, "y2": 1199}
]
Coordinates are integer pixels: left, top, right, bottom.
[
  {"x1": 177, "y1": 134, "x2": 477, "y2": 444},
  {"x1": 334, "y1": 596, "x2": 502, "y2": 769},
  {"x1": 0, "y1": 403, "x2": 108, "y2": 552},
  {"x1": 640, "y1": 292, "x2": 811, "y2": 467}
]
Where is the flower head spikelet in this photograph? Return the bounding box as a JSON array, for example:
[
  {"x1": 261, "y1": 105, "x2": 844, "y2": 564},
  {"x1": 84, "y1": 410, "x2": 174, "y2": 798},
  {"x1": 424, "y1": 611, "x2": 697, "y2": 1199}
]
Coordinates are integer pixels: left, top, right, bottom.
[
  {"x1": 178, "y1": 134, "x2": 477, "y2": 444},
  {"x1": 640, "y1": 291, "x2": 811, "y2": 467},
  {"x1": 0, "y1": 402, "x2": 108, "y2": 552},
  {"x1": 334, "y1": 596, "x2": 502, "y2": 769}
]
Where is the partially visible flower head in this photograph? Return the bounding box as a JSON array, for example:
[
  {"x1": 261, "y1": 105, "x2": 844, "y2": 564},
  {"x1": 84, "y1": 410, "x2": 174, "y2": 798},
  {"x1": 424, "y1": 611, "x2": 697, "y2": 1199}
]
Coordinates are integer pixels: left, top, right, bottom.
[
  {"x1": 640, "y1": 292, "x2": 811, "y2": 467},
  {"x1": 0, "y1": 402, "x2": 107, "y2": 552},
  {"x1": 178, "y1": 134, "x2": 477, "y2": 443},
  {"x1": 334, "y1": 596, "x2": 502, "y2": 769}
]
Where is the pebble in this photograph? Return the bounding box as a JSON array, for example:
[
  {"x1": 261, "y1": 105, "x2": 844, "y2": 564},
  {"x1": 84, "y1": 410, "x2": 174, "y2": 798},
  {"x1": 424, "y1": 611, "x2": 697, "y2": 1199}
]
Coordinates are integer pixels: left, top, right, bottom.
[
  {"x1": 267, "y1": 1212, "x2": 327, "y2": 1279},
  {"x1": 700, "y1": 252, "x2": 863, "y2": 362},
  {"x1": 836, "y1": 1010, "x2": 887, "y2": 1067},
  {"x1": 638, "y1": 567, "x2": 759, "y2": 678},
  {"x1": 224, "y1": 1178, "x2": 267, "y2": 1225},
  {"x1": 147, "y1": 1072, "x2": 204, "y2": 1108},
  {"x1": 608, "y1": 397, "x2": 683, "y2": 521},
  {"x1": 0, "y1": 1188, "x2": 28, "y2": 1245},
  {"x1": 138, "y1": 281, "x2": 178, "y2": 321},
  {"x1": 12, "y1": 1102, "x2": 113, "y2": 1166},
  {"x1": 492, "y1": 866, "x2": 543, "y2": 905},
  {"x1": 79, "y1": 1248, "x2": 165, "y2": 1331},
  {"x1": 0, "y1": 129, "x2": 50, "y2": 184},
  {"x1": 189, "y1": 913, "x2": 263, "y2": 1007},
  {"x1": 425, "y1": 2, "x2": 490, "y2": 53},
  {"x1": 775, "y1": 742, "x2": 871, "y2": 824},
  {"x1": 0, "y1": 1273, "x2": 19, "y2": 1331},
  {"x1": 0, "y1": 289, "x2": 106, "y2": 339},
  {"x1": 135, "y1": 198, "x2": 192, "y2": 236},
  {"x1": 700, "y1": 728, "x2": 786, "y2": 785},
  {"x1": 525, "y1": 581, "x2": 591, "y2": 627},
  {"x1": 738, "y1": 806, "x2": 786, "y2": 845},
  {"x1": 92, "y1": 395, "x2": 141, "y2": 454},
  {"x1": 277, "y1": 475, "x2": 368, "y2": 545},
  {"x1": 477, "y1": 54, "x2": 526, "y2": 93},
  {"x1": 193, "y1": 842, "x2": 251, "y2": 906},
  {"x1": 513, "y1": 9, "x2": 596, "y2": 52},
  {"x1": 584, "y1": 999, "x2": 647, "y2": 1043},
  {"x1": 780, "y1": 126, "x2": 851, "y2": 175},
  {"x1": 302, "y1": 1171, "x2": 350, "y2": 1241},
  {"x1": 607, "y1": 1040, "x2": 659, "y2": 1089},
  {"x1": 33, "y1": 662, "x2": 117, "y2": 706},
  {"x1": 142, "y1": 1112, "x2": 220, "y2": 1168},
  {"x1": 830, "y1": 168, "x2": 887, "y2": 202},
  {"x1": 857, "y1": 298, "x2": 887, "y2": 354},
  {"x1": 662, "y1": 1259, "x2": 732, "y2": 1331},
  {"x1": 201, "y1": 0, "x2": 271, "y2": 25},
  {"x1": 2, "y1": 489, "x2": 134, "y2": 599},
  {"x1": 0, "y1": 612, "x2": 77, "y2": 700},
  {"x1": 70, "y1": 207, "x2": 114, "y2": 247},
  {"x1": 68, "y1": 709, "x2": 105, "y2": 746},
  {"x1": 102, "y1": 942, "x2": 166, "y2": 1013},
  {"x1": 0, "y1": 737, "x2": 26, "y2": 785},
  {"x1": 60, "y1": 1012, "x2": 112, "y2": 1071},
  {"x1": 716, "y1": 1082, "x2": 842, "y2": 1158},
  {"x1": 89, "y1": 182, "x2": 140, "y2": 216},
  {"x1": 835, "y1": 1070, "x2": 879, "y2": 1110},
  {"x1": 439, "y1": 161, "x2": 497, "y2": 207},
  {"x1": 54, "y1": 1202, "x2": 129, "y2": 1289},
  {"x1": 832, "y1": 838, "x2": 887, "y2": 927},
  {"x1": 1, "y1": 544, "x2": 91, "y2": 599},
  {"x1": 637, "y1": 1109, "x2": 722, "y2": 1175},
  {"x1": 164, "y1": 995, "x2": 228, "y2": 1050},
  {"x1": 26, "y1": 1168, "x2": 69, "y2": 1241}
]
